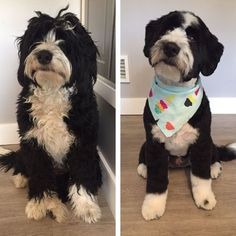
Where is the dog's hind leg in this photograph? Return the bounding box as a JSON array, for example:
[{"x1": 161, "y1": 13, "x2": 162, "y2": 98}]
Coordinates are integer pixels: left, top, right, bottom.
[
  {"x1": 210, "y1": 144, "x2": 222, "y2": 179},
  {"x1": 67, "y1": 145, "x2": 102, "y2": 223},
  {"x1": 137, "y1": 142, "x2": 147, "y2": 179},
  {"x1": 12, "y1": 173, "x2": 28, "y2": 188},
  {"x1": 12, "y1": 151, "x2": 29, "y2": 188}
]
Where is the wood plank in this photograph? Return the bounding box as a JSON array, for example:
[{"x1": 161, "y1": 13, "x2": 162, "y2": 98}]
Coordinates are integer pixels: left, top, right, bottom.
[
  {"x1": 121, "y1": 115, "x2": 236, "y2": 236},
  {"x1": 0, "y1": 145, "x2": 114, "y2": 236}
]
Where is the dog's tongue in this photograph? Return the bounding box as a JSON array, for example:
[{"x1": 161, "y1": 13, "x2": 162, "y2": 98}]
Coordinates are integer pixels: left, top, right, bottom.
[{"x1": 34, "y1": 71, "x2": 65, "y2": 89}]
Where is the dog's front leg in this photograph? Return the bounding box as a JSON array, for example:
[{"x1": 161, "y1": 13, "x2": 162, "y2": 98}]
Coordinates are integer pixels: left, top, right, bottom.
[
  {"x1": 67, "y1": 145, "x2": 102, "y2": 223},
  {"x1": 141, "y1": 141, "x2": 169, "y2": 220},
  {"x1": 22, "y1": 143, "x2": 67, "y2": 222},
  {"x1": 190, "y1": 137, "x2": 216, "y2": 210}
]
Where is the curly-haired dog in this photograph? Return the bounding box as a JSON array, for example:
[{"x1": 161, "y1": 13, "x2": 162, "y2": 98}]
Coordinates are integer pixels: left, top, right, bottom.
[
  {"x1": 138, "y1": 11, "x2": 236, "y2": 220},
  {"x1": 0, "y1": 6, "x2": 102, "y2": 223}
]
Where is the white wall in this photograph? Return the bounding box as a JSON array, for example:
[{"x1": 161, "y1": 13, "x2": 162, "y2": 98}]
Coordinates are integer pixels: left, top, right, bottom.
[
  {"x1": 0, "y1": 0, "x2": 80, "y2": 124},
  {"x1": 121, "y1": 0, "x2": 236, "y2": 99}
]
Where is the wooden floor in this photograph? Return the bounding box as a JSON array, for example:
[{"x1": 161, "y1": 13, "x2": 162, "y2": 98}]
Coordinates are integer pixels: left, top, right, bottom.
[
  {"x1": 121, "y1": 115, "x2": 236, "y2": 236},
  {"x1": 0, "y1": 145, "x2": 114, "y2": 236}
]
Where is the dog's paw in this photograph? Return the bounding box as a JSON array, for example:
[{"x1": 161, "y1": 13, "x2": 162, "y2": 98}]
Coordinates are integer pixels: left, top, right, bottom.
[
  {"x1": 25, "y1": 194, "x2": 67, "y2": 222},
  {"x1": 73, "y1": 199, "x2": 101, "y2": 223},
  {"x1": 12, "y1": 173, "x2": 28, "y2": 188},
  {"x1": 211, "y1": 162, "x2": 222, "y2": 179},
  {"x1": 192, "y1": 188, "x2": 216, "y2": 210},
  {"x1": 141, "y1": 191, "x2": 167, "y2": 220},
  {"x1": 69, "y1": 184, "x2": 101, "y2": 223},
  {"x1": 46, "y1": 197, "x2": 68, "y2": 223},
  {"x1": 137, "y1": 163, "x2": 147, "y2": 179},
  {"x1": 191, "y1": 173, "x2": 216, "y2": 210},
  {"x1": 25, "y1": 199, "x2": 47, "y2": 221}
]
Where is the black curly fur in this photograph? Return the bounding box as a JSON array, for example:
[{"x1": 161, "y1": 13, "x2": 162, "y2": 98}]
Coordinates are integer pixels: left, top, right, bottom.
[
  {"x1": 139, "y1": 11, "x2": 236, "y2": 197},
  {"x1": 0, "y1": 8, "x2": 102, "y2": 202}
]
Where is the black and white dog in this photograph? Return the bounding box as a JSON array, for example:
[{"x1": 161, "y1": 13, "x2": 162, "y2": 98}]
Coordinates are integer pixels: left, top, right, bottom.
[
  {"x1": 0, "y1": 7, "x2": 102, "y2": 223},
  {"x1": 138, "y1": 11, "x2": 236, "y2": 220}
]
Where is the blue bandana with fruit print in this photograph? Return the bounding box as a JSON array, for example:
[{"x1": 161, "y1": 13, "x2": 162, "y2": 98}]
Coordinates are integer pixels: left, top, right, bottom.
[{"x1": 148, "y1": 76, "x2": 203, "y2": 137}]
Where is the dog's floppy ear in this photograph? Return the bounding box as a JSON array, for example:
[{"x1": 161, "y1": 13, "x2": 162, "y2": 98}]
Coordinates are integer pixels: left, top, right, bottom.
[
  {"x1": 63, "y1": 14, "x2": 98, "y2": 92},
  {"x1": 16, "y1": 30, "x2": 33, "y2": 87},
  {"x1": 143, "y1": 19, "x2": 161, "y2": 58},
  {"x1": 200, "y1": 27, "x2": 224, "y2": 76}
]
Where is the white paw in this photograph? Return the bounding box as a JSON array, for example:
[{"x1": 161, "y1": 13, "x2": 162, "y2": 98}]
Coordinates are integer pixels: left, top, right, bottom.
[
  {"x1": 192, "y1": 188, "x2": 216, "y2": 210},
  {"x1": 25, "y1": 199, "x2": 47, "y2": 221},
  {"x1": 228, "y1": 143, "x2": 236, "y2": 151},
  {"x1": 12, "y1": 174, "x2": 28, "y2": 188},
  {"x1": 25, "y1": 194, "x2": 67, "y2": 222},
  {"x1": 0, "y1": 147, "x2": 12, "y2": 155},
  {"x1": 73, "y1": 200, "x2": 101, "y2": 223},
  {"x1": 137, "y1": 163, "x2": 147, "y2": 179},
  {"x1": 141, "y1": 191, "x2": 168, "y2": 220},
  {"x1": 69, "y1": 184, "x2": 101, "y2": 223},
  {"x1": 211, "y1": 162, "x2": 222, "y2": 179},
  {"x1": 45, "y1": 196, "x2": 68, "y2": 223},
  {"x1": 191, "y1": 173, "x2": 216, "y2": 210}
]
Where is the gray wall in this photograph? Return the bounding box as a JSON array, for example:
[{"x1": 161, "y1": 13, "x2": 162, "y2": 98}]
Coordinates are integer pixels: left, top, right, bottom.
[
  {"x1": 0, "y1": 0, "x2": 80, "y2": 124},
  {"x1": 85, "y1": 0, "x2": 115, "y2": 173},
  {"x1": 121, "y1": 0, "x2": 236, "y2": 98}
]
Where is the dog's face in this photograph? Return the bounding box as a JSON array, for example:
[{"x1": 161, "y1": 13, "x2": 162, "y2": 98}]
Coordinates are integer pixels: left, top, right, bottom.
[
  {"x1": 17, "y1": 7, "x2": 98, "y2": 92},
  {"x1": 144, "y1": 11, "x2": 224, "y2": 83}
]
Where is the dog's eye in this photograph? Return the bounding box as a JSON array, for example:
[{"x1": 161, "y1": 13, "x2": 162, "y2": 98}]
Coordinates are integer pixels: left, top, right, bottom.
[
  {"x1": 29, "y1": 42, "x2": 41, "y2": 51},
  {"x1": 188, "y1": 36, "x2": 195, "y2": 41},
  {"x1": 186, "y1": 26, "x2": 198, "y2": 42}
]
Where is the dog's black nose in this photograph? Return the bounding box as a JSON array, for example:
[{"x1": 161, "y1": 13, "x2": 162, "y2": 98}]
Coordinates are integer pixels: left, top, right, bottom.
[
  {"x1": 163, "y1": 42, "x2": 180, "y2": 57},
  {"x1": 36, "y1": 50, "x2": 53, "y2": 65}
]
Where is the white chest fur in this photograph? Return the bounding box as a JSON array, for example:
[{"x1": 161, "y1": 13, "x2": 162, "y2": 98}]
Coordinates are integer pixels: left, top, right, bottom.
[
  {"x1": 24, "y1": 87, "x2": 75, "y2": 163},
  {"x1": 151, "y1": 123, "x2": 199, "y2": 156}
]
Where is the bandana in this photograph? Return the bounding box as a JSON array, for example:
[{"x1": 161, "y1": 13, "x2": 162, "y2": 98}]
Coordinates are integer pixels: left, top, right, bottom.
[{"x1": 148, "y1": 76, "x2": 203, "y2": 137}]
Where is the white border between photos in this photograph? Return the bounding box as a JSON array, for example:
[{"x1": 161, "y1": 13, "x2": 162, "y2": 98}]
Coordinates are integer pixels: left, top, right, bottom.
[{"x1": 115, "y1": 0, "x2": 121, "y2": 234}]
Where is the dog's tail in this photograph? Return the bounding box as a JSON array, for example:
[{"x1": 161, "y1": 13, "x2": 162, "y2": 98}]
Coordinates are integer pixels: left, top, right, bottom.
[
  {"x1": 217, "y1": 143, "x2": 236, "y2": 161},
  {"x1": 0, "y1": 147, "x2": 16, "y2": 172}
]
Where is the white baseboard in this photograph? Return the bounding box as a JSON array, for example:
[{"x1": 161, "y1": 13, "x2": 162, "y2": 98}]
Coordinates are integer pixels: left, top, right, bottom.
[
  {"x1": 121, "y1": 98, "x2": 146, "y2": 115},
  {"x1": 0, "y1": 123, "x2": 115, "y2": 218},
  {"x1": 209, "y1": 98, "x2": 236, "y2": 114},
  {"x1": 0, "y1": 123, "x2": 19, "y2": 145},
  {"x1": 98, "y1": 148, "x2": 115, "y2": 218},
  {"x1": 121, "y1": 97, "x2": 236, "y2": 115}
]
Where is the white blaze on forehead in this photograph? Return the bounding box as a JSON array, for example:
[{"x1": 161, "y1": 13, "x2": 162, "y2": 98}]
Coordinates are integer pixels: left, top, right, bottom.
[
  {"x1": 182, "y1": 12, "x2": 199, "y2": 29},
  {"x1": 159, "y1": 28, "x2": 188, "y2": 45},
  {"x1": 44, "y1": 30, "x2": 56, "y2": 42},
  {"x1": 43, "y1": 30, "x2": 64, "y2": 45},
  {"x1": 151, "y1": 26, "x2": 194, "y2": 78}
]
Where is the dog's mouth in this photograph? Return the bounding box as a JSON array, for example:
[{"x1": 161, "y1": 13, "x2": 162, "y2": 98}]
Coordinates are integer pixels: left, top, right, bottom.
[
  {"x1": 31, "y1": 70, "x2": 36, "y2": 78},
  {"x1": 31, "y1": 68, "x2": 67, "y2": 90},
  {"x1": 161, "y1": 58, "x2": 177, "y2": 66},
  {"x1": 153, "y1": 59, "x2": 182, "y2": 84},
  {"x1": 154, "y1": 57, "x2": 177, "y2": 68},
  {"x1": 31, "y1": 67, "x2": 66, "y2": 79},
  {"x1": 31, "y1": 69, "x2": 40, "y2": 87}
]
